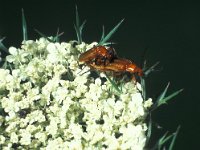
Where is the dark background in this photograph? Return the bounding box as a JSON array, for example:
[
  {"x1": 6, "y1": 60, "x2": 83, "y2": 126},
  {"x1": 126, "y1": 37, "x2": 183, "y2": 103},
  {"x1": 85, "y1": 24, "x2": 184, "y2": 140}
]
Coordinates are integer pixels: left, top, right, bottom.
[{"x1": 0, "y1": 0, "x2": 199, "y2": 149}]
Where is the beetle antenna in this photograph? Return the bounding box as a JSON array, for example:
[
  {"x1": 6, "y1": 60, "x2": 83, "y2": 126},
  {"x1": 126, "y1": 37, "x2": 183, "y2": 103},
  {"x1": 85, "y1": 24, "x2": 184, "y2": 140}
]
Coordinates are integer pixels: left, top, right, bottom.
[{"x1": 140, "y1": 47, "x2": 149, "y2": 69}]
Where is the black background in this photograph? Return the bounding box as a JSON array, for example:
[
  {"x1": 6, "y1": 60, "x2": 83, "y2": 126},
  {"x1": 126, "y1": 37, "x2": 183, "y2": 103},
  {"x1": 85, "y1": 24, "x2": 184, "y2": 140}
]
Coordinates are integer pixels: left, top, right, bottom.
[{"x1": 0, "y1": 0, "x2": 199, "y2": 149}]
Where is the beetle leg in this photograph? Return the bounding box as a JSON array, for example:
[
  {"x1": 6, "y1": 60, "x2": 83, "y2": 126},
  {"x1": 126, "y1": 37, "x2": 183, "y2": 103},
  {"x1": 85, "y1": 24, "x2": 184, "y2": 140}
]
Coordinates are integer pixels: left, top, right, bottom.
[{"x1": 131, "y1": 75, "x2": 137, "y2": 85}]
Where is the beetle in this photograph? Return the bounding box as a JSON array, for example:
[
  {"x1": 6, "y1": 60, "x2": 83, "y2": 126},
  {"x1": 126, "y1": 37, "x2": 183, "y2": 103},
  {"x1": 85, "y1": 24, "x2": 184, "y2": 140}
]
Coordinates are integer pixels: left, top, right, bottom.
[
  {"x1": 88, "y1": 58, "x2": 143, "y2": 77},
  {"x1": 79, "y1": 45, "x2": 117, "y2": 65}
]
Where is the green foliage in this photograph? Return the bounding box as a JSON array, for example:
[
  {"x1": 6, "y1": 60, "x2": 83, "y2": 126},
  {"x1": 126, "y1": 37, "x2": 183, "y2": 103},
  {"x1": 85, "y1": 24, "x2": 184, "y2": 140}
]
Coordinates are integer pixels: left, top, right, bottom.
[
  {"x1": 169, "y1": 126, "x2": 181, "y2": 150},
  {"x1": 151, "y1": 83, "x2": 183, "y2": 111},
  {"x1": 0, "y1": 37, "x2": 8, "y2": 53},
  {"x1": 144, "y1": 61, "x2": 160, "y2": 77},
  {"x1": 22, "y1": 8, "x2": 28, "y2": 41},
  {"x1": 105, "y1": 73, "x2": 122, "y2": 94},
  {"x1": 145, "y1": 125, "x2": 180, "y2": 150},
  {"x1": 141, "y1": 77, "x2": 146, "y2": 100},
  {"x1": 141, "y1": 61, "x2": 160, "y2": 100},
  {"x1": 74, "y1": 6, "x2": 86, "y2": 44},
  {"x1": 98, "y1": 19, "x2": 124, "y2": 46},
  {"x1": 54, "y1": 28, "x2": 64, "y2": 42},
  {"x1": 145, "y1": 114, "x2": 152, "y2": 147}
]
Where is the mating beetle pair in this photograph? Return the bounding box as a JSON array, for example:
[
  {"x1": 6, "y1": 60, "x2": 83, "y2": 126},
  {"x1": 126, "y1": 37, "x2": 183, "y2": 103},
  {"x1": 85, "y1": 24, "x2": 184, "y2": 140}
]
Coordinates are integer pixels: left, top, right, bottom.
[{"x1": 79, "y1": 45, "x2": 143, "y2": 80}]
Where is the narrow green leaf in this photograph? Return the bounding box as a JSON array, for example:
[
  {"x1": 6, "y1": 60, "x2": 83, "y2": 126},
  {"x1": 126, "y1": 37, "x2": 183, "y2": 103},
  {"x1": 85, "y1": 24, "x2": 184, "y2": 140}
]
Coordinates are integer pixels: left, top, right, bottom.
[
  {"x1": 141, "y1": 47, "x2": 148, "y2": 70},
  {"x1": 144, "y1": 61, "x2": 160, "y2": 77},
  {"x1": 159, "y1": 133, "x2": 173, "y2": 145},
  {"x1": 55, "y1": 28, "x2": 60, "y2": 42},
  {"x1": 66, "y1": 68, "x2": 75, "y2": 81},
  {"x1": 2, "y1": 60, "x2": 8, "y2": 69},
  {"x1": 53, "y1": 28, "x2": 64, "y2": 42},
  {"x1": 141, "y1": 77, "x2": 146, "y2": 100},
  {"x1": 80, "y1": 20, "x2": 86, "y2": 33},
  {"x1": 22, "y1": 8, "x2": 28, "y2": 41},
  {"x1": 149, "y1": 132, "x2": 169, "y2": 150},
  {"x1": 157, "y1": 89, "x2": 183, "y2": 107},
  {"x1": 151, "y1": 88, "x2": 183, "y2": 111},
  {"x1": 150, "y1": 127, "x2": 181, "y2": 150},
  {"x1": 169, "y1": 126, "x2": 181, "y2": 150},
  {"x1": 101, "y1": 42, "x2": 117, "y2": 46},
  {"x1": 145, "y1": 114, "x2": 152, "y2": 146},
  {"x1": 74, "y1": 6, "x2": 86, "y2": 44},
  {"x1": 105, "y1": 74, "x2": 122, "y2": 94},
  {"x1": 74, "y1": 25, "x2": 79, "y2": 41},
  {"x1": 155, "y1": 132, "x2": 173, "y2": 150},
  {"x1": 157, "y1": 82, "x2": 170, "y2": 102},
  {"x1": 141, "y1": 59, "x2": 147, "y2": 100},
  {"x1": 0, "y1": 37, "x2": 8, "y2": 53},
  {"x1": 142, "y1": 59, "x2": 147, "y2": 71},
  {"x1": 4, "y1": 61, "x2": 13, "y2": 71},
  {"x1": 100, "y1": 26, "x2": 105, "y2": 42},
  {"x1": 53, "y1": 28, "x2": 60, "y2": 42},
  {"x1": 98, "y1": 19, "x2": 124, "y2": 45},
  {"x1": 75, "y1": 9, "x2": 81, "y2": 43},
  {"x1": 75, "y1": 6, "x2": 80, "y2": 28}
]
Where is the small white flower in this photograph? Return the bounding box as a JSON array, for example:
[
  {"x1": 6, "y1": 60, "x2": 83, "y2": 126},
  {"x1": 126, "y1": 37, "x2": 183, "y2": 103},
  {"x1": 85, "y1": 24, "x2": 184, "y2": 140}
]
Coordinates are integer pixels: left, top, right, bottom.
[
  {"x1": 42, "y1": 77, "x2": 60, "y2": 105},
  {"x1": 35, "y1": 37, "x2": 50, "y2": 52},
  {"x1": 68, "y1": 123, "x2": 83, "y2": 140},
  {"x1": 49, "y1": 103, "x2": 60, "y2": 115},
  {"x1": 46, "y1": 117, "x2": 59, "y2": 137},
  {"x1": 19, "y1": 129, "x2": 32, "y2": 145},
  {"x1": 1, "y1": 97, "x2": 18, "y2": 113},
  {"x1": 21, "y1": 40, "x2": 39, "y2": 54},
  {"x1": 2, "y1": 144, "x2": 12, "y2": 150},
  {"x1": 90, "y1": 130, "x2": 104, "y2": 144},
  {"x1": 68, "y1": 56, "x2": 79, "y2": 70},
  {"x1": 0, "y1": 135, "x2": 6, "y2": 144},
  {"x1": 10, "y1": 132, "x2": 19, "y2": 143},
  {"x1": 7, "y1": 111, "x2": 17, "y2": 120},
  {"x1": 144, "y1": 98, "x2": 153, "y2": 108},
  {"x1": 119, "y1": 124, "x2": 146, "y2": 150},
  {"x1": 103, "y1": 135, "x2": 120, "y2": 149},
  {"x1": 52, "y1": 86, "x2": 68, "y2": 104},
  {"x1": 61, "y1": 42, "x2": 74, "y2": 54},
  {"x1": 114, "y1": 100, "x2": 124, "y2": 116},
  {"x1": 76, "y1": 42, "x2": 87, "y2": 52},
  {"x1": 67, "y1": 139, "x2": 83, "y2": 150},
  {"x1": 28, "y1": 110, "x2": 46, "y2": 124},
  {"x1": 85, "y1": 78, "x2": 104, "y2": 101},
  {"x1": 0, "y1": 69, "x2": 11, "y2": 89},
  {"x1": 46, "y1": 42, "x2": 69, "y2": 64},
  {"x1": 46, "y1": 137, "x2": 64, "y2": 150},
  {"x1": 7, "y1": 47, "x2": 29, "y2": 64},
  {"x1": 8, "y1": 46, "x2": 18, "y2": 55},
  {"x1": 35, "y1": 132, "x2": 47, "y2": 144},
  {"x1": 26, "y1": 124, "x2": 40, "y2": 133}
]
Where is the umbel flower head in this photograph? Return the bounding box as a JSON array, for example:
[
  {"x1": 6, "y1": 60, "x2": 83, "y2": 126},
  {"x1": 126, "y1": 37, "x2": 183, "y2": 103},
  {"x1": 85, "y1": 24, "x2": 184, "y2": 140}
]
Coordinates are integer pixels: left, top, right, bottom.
[{"x1": 0, "y1": 37, "x2": 153, "y2": 149}]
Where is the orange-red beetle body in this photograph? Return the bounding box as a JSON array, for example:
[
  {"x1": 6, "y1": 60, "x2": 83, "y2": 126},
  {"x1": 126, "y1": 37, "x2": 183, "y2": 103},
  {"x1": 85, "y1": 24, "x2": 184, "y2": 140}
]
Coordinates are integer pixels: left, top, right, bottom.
[
  {"x1": 79, "y1": 45, "x2": 143, "y2": 79},
  {"x1": 88, "y1": 58, "x2": 143, "y2": 77},
  {"x1": 79, "y1": 46, "x2": 116, "y2": 65}
]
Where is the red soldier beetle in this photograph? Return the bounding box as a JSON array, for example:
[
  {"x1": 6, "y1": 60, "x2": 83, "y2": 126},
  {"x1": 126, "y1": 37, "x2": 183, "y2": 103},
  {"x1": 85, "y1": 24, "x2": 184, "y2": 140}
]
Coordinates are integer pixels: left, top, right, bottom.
[
  {"x1": 79, "y1": 45, "x2": 117, "y2": 65},
  {"x1": 88, "y1": 58, "x2": 144, "y2": 77}
]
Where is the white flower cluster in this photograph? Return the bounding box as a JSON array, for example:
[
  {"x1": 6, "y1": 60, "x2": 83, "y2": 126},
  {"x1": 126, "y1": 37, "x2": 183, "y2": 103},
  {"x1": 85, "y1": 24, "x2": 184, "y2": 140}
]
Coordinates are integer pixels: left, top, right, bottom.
[{"x1": 0, "y1": 37, "x2": 152, "y2": 149}]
